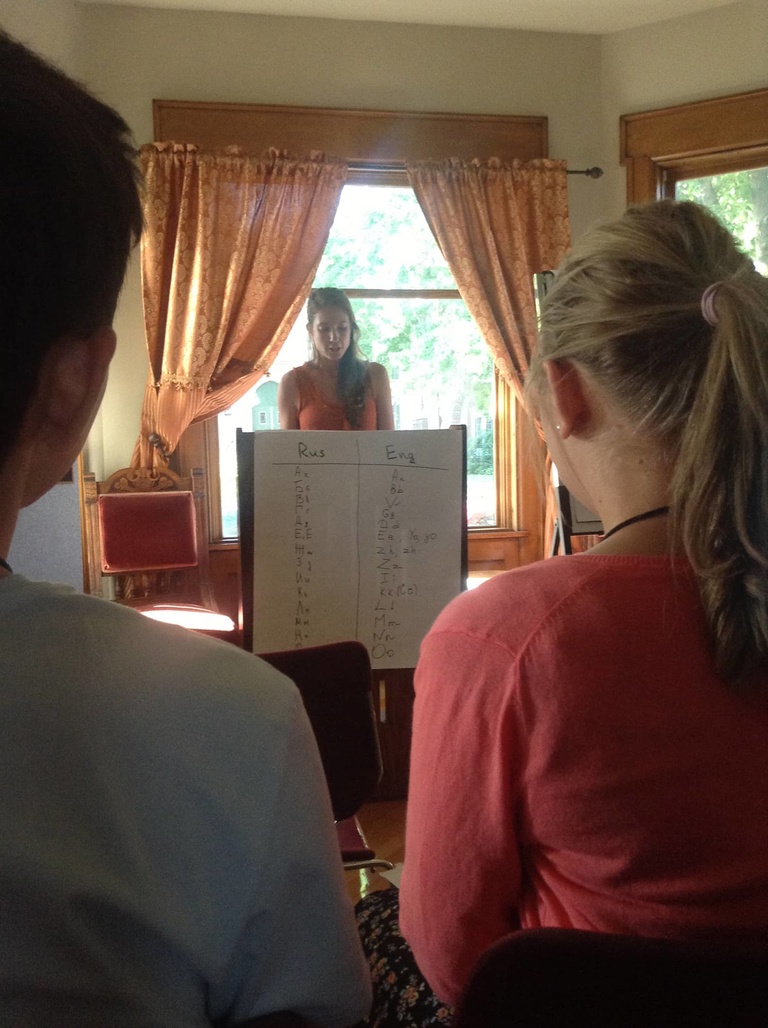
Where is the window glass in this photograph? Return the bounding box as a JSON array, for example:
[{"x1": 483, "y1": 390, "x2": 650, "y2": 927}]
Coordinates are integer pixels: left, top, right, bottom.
[
  {"x1": 675, "y1": 167, "x2": 768, "y2": 273},
  {"x1": 316, "y1": 185, "x2": 456, "y2": 289},
  {"x1": 217, "y1": 184, "x2": 497, "y2": 537},
  {"x1": 352, "y1": 295, "x2": 495, "y2": 527},
  {"x1": 217, "y1": 325, "x2": 309, "y2": 539}
]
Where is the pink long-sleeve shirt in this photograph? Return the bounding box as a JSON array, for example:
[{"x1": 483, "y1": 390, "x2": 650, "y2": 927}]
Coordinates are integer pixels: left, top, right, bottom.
[{"x1": 399, "y1": 555, "x2": 768, "y2": 1006}]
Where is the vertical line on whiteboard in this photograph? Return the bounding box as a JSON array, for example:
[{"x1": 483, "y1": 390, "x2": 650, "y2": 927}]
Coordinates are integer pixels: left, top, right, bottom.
[{"x1": 355, "y1": 435, "x2": 362, "y2": 640}]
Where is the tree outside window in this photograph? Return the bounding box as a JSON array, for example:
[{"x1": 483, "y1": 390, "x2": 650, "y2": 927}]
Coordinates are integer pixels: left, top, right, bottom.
[{"x1": 675, "y1": 167, "x2": 768, "y2": 272}]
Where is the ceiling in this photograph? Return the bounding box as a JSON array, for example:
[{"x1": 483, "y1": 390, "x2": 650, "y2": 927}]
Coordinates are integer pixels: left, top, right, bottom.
[{"x1": 84, "y1": 0, "x2": 739, "y2": 36}]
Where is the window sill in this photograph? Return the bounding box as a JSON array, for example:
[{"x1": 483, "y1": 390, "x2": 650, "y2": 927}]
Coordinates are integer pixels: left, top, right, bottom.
[
  {"x1": 468, "y1": 528, "x2": 528, "y2": 539},
  {"x1": 212, "y1": 530, "x2": 529, "y2": 546}
]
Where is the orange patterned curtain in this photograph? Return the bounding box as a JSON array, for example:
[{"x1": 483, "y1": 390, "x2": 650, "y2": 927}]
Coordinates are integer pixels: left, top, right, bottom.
[
  {"x1": 133, "y1": 143, "x2": 347, "y2": 469},
  {"x1": 406, "y1": 157, "x2": 570, "y2": 558}
]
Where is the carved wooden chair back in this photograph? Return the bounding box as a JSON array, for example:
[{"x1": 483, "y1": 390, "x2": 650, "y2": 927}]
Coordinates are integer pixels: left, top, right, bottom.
[{"x1": 82, "y1": 466, "x2": 216, "y2": 613}]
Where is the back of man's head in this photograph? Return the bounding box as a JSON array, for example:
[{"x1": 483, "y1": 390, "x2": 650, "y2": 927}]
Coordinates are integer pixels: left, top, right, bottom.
[{"x1": 0, "y1": 32, "x2": 143, "y2": 469}]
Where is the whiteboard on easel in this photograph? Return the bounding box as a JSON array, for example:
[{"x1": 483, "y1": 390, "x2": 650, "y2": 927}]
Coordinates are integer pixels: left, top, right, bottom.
[{"x1": 238, "y1": 428, "x2": 467, "y2": 669}]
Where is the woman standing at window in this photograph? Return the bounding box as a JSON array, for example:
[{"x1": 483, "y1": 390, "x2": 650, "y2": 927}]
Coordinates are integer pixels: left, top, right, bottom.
[{"x1": 278, "y1": 287, "x2": 394, "y2": 431}]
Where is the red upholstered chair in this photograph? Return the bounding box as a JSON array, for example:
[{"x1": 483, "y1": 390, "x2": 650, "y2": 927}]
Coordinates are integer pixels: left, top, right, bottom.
[
  {"x1": 258, "y1": 641, "x2": 394, "y2": 873},
  {"x1": 454, "y1": 927, "x2": 768, "y2": 1027},
  {"x1": 82, "y1": 466, "x2": 235, "y2": 638}
]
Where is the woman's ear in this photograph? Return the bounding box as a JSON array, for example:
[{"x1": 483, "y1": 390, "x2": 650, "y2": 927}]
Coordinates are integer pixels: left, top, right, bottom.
[{"x1": 543, "y1": 359, "x2": 592, "y2": 439}]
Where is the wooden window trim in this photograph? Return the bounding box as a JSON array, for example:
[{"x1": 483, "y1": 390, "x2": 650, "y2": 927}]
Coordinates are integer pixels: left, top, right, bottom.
[
  {"x1": 153, "y1": 99, "x2": 548, "y2": 166},
  {"x1": 620, "y1": 87, "x2": 768, "y2": 204},
  {"x1": 343, "y1": 288, "x2": 461, "y2": 300},
  {"x1": 164, "y1": 100, "x2": 550, "y2": 541}
]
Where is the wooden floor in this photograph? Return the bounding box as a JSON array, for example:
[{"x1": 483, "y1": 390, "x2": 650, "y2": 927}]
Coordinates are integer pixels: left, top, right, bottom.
[{"x1": 345, "y1": 799, "x2": 406, "y2": 903}]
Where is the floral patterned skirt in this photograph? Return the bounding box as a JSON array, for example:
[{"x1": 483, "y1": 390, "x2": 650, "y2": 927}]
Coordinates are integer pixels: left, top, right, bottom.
[{"x1": 355, "y1": 888, "x2": 454, "y2": 1027}]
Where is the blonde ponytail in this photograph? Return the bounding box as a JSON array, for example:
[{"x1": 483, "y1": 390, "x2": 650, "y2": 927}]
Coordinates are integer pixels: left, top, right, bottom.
[
  {"x1": 532, "y1": 200, "x2": 768, "y2": 682},
  {"x1": 673, "y1": 269, "x2": 768, "y2": 680}
]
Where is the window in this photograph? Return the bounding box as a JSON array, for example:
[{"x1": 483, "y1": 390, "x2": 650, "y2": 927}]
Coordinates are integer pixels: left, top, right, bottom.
[
  {"x1": 165, "y1": 99, "x2": 551, "y2": 565},
  {"x1": 621, "y1": 91, "x2": 768, "y2": 286},
  {"x1": 620, "y1": 87, "x2": 768, "y2": 206},
  {"x1": 216, "y1": 184, "x2": 507, "y2": 538},
  {"x1": 675, "y1": 167, "x2": 768, "y2": 272}
]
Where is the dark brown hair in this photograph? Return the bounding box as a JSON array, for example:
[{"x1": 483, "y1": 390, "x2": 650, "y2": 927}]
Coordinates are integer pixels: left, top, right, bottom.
[
  {"x1": 307, "y1": 287, "x2": 369, "y2": 428},
  {"x1": 0, "y1": 31, "x2": 143, "y2": 468}
]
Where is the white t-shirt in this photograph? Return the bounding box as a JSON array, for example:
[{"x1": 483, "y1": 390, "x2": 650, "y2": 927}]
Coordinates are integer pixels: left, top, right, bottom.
[{"x1": 0, "y1": 576, "x2": 371, "y2": 1027}]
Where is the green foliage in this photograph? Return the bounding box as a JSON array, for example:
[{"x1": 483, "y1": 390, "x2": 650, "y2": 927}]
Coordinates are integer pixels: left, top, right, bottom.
[
  {"x1": 355, "y1": 297, "x2": 492, "y2": 424},
  {"x1": 316, "y1": 187, "x2": 455, "y2": 289},
  {"x1": 467, "y1": 426, "x2": 494, "y2": 475},
  {"x1": 314, "y1": 185, "x2": 494, "y2": 468},
  {"x1": 676, "y1": 168, "x2": 768, "y2": 271}
]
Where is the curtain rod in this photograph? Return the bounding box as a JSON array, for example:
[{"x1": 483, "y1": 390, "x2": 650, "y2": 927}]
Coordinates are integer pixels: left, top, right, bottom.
[
  {"x1": 346, "y1": 159, "x2": 603, "y2": 178},
  {"x1": 138, "y1": 149, "x2": 604, "y2": 178}
]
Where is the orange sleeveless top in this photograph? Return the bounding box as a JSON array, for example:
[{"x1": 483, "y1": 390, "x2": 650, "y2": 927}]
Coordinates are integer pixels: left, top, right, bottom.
[{"x1": 293, "y1": 364, "x2": 377, "y2": 431}]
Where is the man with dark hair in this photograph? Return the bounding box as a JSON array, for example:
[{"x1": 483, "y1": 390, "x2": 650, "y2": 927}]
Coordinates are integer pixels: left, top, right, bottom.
[{"x1": 0, "y1": 31, "x2": 370, "y2": 1027}]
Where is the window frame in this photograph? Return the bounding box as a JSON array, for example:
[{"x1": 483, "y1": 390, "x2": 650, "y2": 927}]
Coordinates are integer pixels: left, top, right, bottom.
[
  {"x1": 620, "y1": 87, "x2": 768, "y2": 204},
  {"x1": 163, "y1": 100, "x2": 550, "y2": 561},
  {"x1": 196, "y1": 188, "x2": 519, "y2": 540}
]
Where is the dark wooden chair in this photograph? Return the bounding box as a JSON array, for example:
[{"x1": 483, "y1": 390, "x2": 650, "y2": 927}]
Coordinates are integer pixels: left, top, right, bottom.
[
  {"x1": 259, "y1": 641, "x2": 394, "y2": 872},
  {"x1": 454, "y1": 927, "x2": 768, "y2": 1027}
]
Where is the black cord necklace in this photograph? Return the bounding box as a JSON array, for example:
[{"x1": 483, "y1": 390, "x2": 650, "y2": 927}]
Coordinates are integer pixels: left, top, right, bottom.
[
  {"x1": 601, "y1": 506, "x2": 670, "y2": 543},
  {"x1": 0, "y1": 556, "x2": 12, "y2": 574}
]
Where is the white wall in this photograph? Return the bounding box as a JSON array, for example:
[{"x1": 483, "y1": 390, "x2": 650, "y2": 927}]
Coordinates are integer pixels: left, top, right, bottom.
[
  {"x1": 0, "y1": 0, "x2": 81, "y2": 72},
  {"x1": 600, "y1": 0, "x2": 768, "y2": 214}
]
